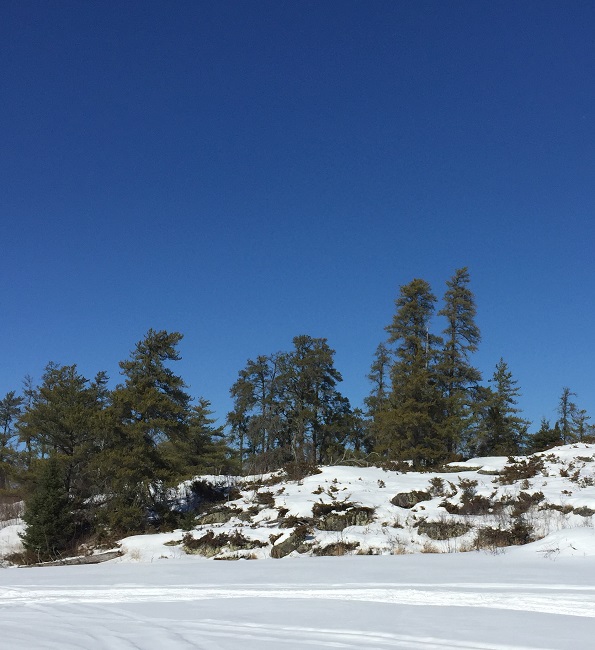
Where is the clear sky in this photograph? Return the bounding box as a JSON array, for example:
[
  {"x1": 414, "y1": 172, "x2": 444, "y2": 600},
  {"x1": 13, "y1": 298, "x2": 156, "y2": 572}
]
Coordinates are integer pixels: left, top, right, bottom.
[{"x1": 2, "y1": 1, "x2": 594, "y2": 430}]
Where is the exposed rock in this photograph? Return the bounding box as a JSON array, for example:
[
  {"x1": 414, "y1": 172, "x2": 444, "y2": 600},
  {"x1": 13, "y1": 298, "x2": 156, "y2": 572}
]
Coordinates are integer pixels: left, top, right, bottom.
[
  {"x1": 391, "y1": 491, "x2": 431, "y2": 509},
  {"x1": 197, "y1": 506, "x2": 242, "y2": 525},
  {"x1": 271, "y1": 526, "x2": 312, "y2": 558},
  {"x1": 417, "y1": 520, "x2": 471, "y2": 540}
]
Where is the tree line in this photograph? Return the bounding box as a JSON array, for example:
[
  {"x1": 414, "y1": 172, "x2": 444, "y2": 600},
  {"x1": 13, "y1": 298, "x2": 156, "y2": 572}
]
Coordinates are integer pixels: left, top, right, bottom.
[{"x1": 0, "y1": 267, "x2": 592, "y2": 558}]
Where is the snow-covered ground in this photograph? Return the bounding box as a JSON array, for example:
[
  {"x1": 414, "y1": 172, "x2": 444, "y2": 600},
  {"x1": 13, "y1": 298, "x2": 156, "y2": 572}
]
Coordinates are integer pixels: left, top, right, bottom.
[
  {"x1": 2, "y1": 547, "x2": 595, "y2": 649},
  {"x1": 2, "y1": 443, "x2": 595, "y2": 648}
]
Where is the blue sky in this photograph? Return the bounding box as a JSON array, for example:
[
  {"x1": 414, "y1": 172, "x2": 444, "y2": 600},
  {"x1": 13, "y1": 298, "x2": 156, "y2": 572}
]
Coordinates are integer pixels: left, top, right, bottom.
[{"x1": 2, "y1": 1, "x2": 594, "y2": 430}]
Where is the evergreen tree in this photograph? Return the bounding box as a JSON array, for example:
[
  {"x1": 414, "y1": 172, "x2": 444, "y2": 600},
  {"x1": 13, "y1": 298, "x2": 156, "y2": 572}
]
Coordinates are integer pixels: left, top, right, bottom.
[
  {"x1": 228, "y1": 336, "x2": 352, "y2": 469},
  {"x1": 557, "y1": 387, "x2": 577, "y2": 444},
  {"x1": 20, "y1": 455, "x2": 76, "y2": 561},
  {"x1": 162, "y1": 398, "x2": 233, "y2": 478},
  {"x1": 477, "y1": 359, "x2": 529, "y2": 456},
  {"x1": 102, "y1": 329, "x2": 192, "y2": 533},
  {"x1": 19, "y1": 375, "x2": 37, "y2": 469},
  {"x1": 379, "y1": 278, "x2": 445, "y2": 466},
  {"x1": 17, "y1": 364, "x2": 108, "y2": 519},
  {"x1": 364, "y1": 343, "x2": 392, "y2": 452},
  {"x1": 228, "y1": 353, "x2": 285, "y2": 471},
  {"x1": 528, "y1": 417, "x2": 561, "y2": 453},
  {"x1": 0, "y1": 391, "x2": 23, "y2": 491},
  {"x1": 571, "y1": 407, "x2": 592, "y2": 441},
  {"x1": 365, "y1": 343, "x2": 392, "y2": 416},
  {"x1": 436, "y1": 267, "x2": 482, "y2": 456}
]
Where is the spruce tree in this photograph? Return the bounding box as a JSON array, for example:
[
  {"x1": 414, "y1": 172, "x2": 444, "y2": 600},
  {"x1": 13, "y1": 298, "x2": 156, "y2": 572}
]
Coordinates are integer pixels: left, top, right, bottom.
[
  {"x1": 557, "y1": 387, "x2": 577, "y2": 444},
  {"x1": 436, "y1": 268, "x2": 482, "y2": 456},
  {"x1": 0, "y1": 391, "x2": 23, "y2": 491},
  {"x1": 379, "y1": 278, "x2": 445, "y2": 466},
  {"x1": 571, "y1": 408, "x2": 592, "y2": 441},
  {"x1": 20, "y1": 455, "x2": 76, "y2": 561},
  {"x1": 477, "y1": 359, "x2": 529, "y2": 456},
  {"x1": 364, "y1": 343, "x2": 392, "y2": 451},
  {"x1": 16, "y1": 364, "x2": 109, "y2": 536},
  {"x1": 162, "y1": 398, "x2": 233, "y2": 478},
  {"x1": 528, "y1": 418, "x2": 561, "y2": 453}
]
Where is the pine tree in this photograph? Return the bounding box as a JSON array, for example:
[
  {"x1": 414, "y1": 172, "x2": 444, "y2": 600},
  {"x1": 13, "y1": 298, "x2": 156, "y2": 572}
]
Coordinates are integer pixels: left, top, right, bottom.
[
  {"x1": 20, "y1": 455, "x2": 76, "y2": 561},
  {"x1": 282, "y1": 335, "x2": 348, "y2": 465},
  {"x1": 228, "y1": 336, "x2": 352, "y2": 469},
  {"x1": 102, "y1": 329, "x2": 192, "y2": 533},
  {"x1": 436, "y1": 268, "x2": 482, "y2": 456},
  {"x1": 0, "y1": 391, "x2": 23, "y2": 491},
  {"x1": 17, "y1": 364, "x2": 108, "y2": 522},
  {"x1": 571, "y1": 407, "x2": 592, "y2": 441},
  {"x1": 379, "y1": 278, "x2": 445, "y2": 466},
  {"x1": 364, "y1": 343, "x2": 392, "y2": 452},
  {"x1": 528, "y1": 417, "x2": 561, "y2": 453},
  {"x1": 557, "y1": 387, "x2": 577, "y2": 444},
  {"x1": 228, "y1": 353, "x2": 285, "y2": 471},
  {"x1": 365, "y1": 343, "x2": 392, "y2": 416},
  {"x1": 162, "y1": 398, "x2": 233, "y2": 478},
  {"x1": 477, "y1": 359, "x2": 529, "y2": 456}
]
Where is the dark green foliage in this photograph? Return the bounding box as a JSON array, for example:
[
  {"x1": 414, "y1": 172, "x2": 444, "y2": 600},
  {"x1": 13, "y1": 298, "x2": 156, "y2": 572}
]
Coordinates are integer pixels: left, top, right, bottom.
[
  {"x1": 557, "y1": 387, "x2": 577, "y2": 444},
  {"x1": 161, "y1": 399, "x2": 235, "y2": 479},
  {"x1": 228, "y1": 335, "x2": 355, "y2": 471},
  {"x1": 475, "y1": 359, "x2": 529, "y2": 456},
  {"x1": 0, "y1": 391, "x2": 22, "y2": 491},
  {"x1": 98, "y1": 330, "x2": 192, "y2": 533},
  {"x1": 497, "y1": 456, "x2": 545, "y2": 484},
  {"x1": 18, "y1": 364, "x2": 108, "y2": 504},
  {"x1": 436, "y1": 268, "x2": 482, "y2": 456},
  {"x1": 20, "y1": 455, "x2": 77, "y2": 561},
  {"x1": 527, "y1": 418, "x2": 561, "y2": 453},
  {"x1": 376, "y1": 278, "x2": 446, "y2": 466}
]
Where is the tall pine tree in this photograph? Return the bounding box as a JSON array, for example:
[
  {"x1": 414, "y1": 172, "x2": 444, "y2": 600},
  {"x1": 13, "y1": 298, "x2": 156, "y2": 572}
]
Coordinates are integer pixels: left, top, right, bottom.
[
  {"x1": 378, "y1": 278, "x2": 445, "y2": 466},
  {"x1": 102, "y1": 330, "x2": 192, "y2": 533},
  {"x1": 436, "y1": 267, "x2": 482, "y2": 456}
]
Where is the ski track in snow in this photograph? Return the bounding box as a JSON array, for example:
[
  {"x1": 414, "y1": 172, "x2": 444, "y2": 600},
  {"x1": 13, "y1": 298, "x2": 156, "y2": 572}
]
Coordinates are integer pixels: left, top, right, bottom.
[
  {"x1": 2, "y1": 582, "x2": 594, "y2": 619},
  {"x1": 0, "y1": 603, "x2": 554, "y2": 650}
]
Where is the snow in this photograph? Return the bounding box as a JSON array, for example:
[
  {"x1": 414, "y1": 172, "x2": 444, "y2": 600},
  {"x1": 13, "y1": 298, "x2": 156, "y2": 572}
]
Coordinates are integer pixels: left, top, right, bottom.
[
  {"x1": 2, "y1": 551, "x2": 595, "y2": 648},
  {"x1": 2, "y1": 443, "x2": 595, "y2": 647}
]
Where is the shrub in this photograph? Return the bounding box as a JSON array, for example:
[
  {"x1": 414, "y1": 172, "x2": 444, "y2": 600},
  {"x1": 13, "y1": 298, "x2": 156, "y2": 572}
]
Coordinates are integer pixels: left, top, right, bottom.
[
  {"x1": 311, "y1": 501, "x2": 375, "y2": 531},
  {"x1": 255, "y1": 490, "x2": 275, "y2": 508},
  {"x1": 510, "y1": 491, "x2": 544, "y2": 517},
  {"x1": 427, "y1": 477, "x2": 455, "y2": 498},
  {"x1": 498, "y1": 457, "x2": 545, "y2": 485},
  {"x1": 474, "y1": 517, "x2": 535, "y2": 551},
  {"x1": 283, "y1": 461, "x2": 321, "y2": 482},
  {"x1": 441, "y1": 479, "x2": 495, "y2": 516}
]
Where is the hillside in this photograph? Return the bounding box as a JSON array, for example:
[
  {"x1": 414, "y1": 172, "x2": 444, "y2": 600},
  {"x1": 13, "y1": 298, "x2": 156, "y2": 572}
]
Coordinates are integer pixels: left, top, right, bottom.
[{"x1": 113, "y1": 442, "x2": 595, "y2": 562}]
